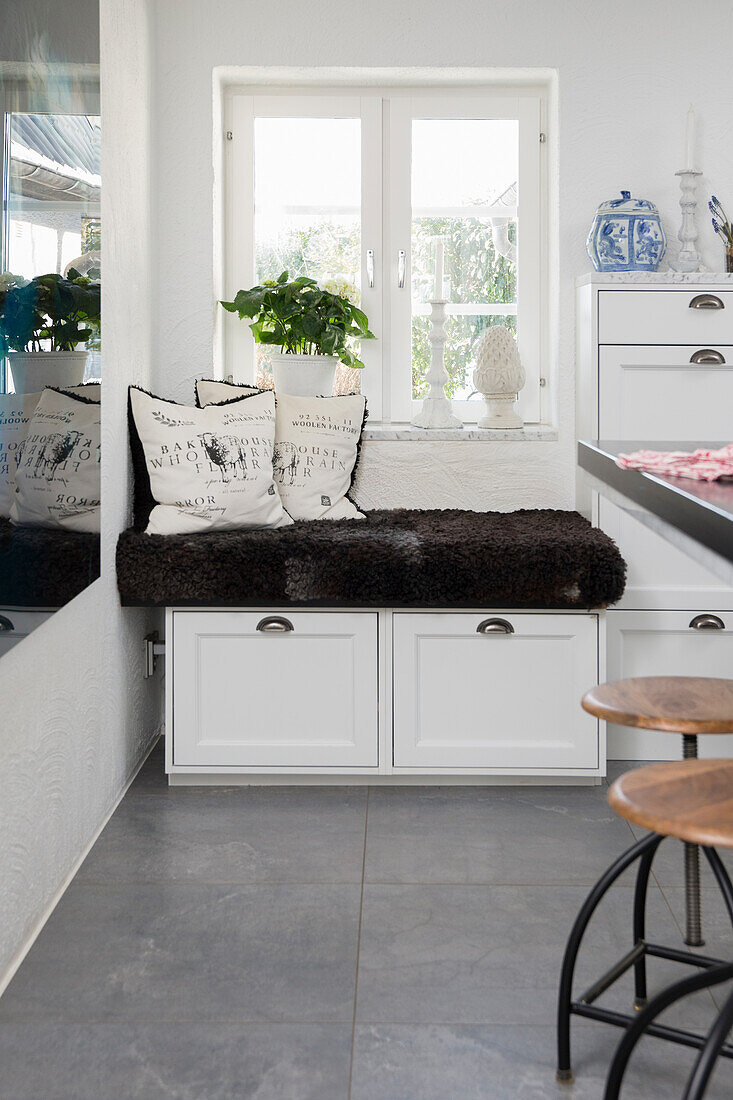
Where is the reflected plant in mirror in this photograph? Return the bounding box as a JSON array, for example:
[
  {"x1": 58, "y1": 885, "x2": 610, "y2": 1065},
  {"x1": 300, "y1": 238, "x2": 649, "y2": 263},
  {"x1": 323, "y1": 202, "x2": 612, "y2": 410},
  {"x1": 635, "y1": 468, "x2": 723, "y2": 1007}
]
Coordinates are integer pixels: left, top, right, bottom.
[{"x1": 0, "y1": 46, "x2": 101, "y2": 657}]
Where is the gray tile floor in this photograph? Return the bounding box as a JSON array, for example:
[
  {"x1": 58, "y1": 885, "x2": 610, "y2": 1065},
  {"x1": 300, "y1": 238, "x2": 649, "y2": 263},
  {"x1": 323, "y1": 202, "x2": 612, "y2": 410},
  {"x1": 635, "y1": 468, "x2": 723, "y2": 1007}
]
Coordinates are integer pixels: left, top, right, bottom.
[{"x1": 0, "y1": 743, "x2": 731, "y2": 1099}]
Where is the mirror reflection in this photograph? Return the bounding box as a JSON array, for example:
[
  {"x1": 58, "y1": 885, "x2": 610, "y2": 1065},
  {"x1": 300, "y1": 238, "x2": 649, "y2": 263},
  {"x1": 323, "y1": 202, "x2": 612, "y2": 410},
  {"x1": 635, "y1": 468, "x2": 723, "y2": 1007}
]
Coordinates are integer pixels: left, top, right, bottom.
[{"x1": 0, "y1": 27, "x2": 101, "y2": 657}]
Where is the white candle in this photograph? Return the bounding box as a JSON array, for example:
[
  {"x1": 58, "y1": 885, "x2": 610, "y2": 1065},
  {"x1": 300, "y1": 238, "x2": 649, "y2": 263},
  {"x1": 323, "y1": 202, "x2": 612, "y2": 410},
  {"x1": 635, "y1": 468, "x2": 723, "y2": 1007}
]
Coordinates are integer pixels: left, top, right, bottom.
[
  {"x1": 685, "y1": 105, "x2": 695, "y2": 170},
  {"x1": 433, "y1": 239, "x2": 444, "y2": 299}
]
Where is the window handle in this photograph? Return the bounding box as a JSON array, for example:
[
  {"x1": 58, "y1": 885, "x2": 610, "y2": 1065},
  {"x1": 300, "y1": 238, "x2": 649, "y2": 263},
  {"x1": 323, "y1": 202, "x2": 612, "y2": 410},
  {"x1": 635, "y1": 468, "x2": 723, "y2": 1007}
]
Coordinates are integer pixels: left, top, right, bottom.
[
  {"x1": 397, "y1": 249, "x2": 406, "y2": 289},
  {"x1": 366, "y1": 249, "x2": 374, "y2": 289}
]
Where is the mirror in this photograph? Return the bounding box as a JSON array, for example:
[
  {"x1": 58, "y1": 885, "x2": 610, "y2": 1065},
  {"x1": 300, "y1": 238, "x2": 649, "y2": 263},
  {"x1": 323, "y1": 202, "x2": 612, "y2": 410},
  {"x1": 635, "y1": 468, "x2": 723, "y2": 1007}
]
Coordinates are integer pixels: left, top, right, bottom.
[{"x1": 0, "y1": 6, "x2": 101, "y2": 656}]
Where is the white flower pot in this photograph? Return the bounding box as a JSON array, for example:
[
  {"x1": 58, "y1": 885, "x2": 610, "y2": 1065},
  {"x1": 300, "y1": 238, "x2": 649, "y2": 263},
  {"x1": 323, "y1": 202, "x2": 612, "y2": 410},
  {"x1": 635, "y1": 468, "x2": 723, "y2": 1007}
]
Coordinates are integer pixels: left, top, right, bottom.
[
  {"x1": 8, "y1": 350, "x2": 89, "y2": 394},
  {"x1": 271, "y1": 353, "x2": 337, "y2": 397}
]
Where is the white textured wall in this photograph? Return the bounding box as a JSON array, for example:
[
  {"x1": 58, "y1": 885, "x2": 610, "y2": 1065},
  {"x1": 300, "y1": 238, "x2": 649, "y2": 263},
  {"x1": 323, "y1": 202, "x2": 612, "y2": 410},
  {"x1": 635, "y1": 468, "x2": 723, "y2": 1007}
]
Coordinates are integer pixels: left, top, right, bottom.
[
  {"x1": 148, "y1": 0, "x2": 733, "y2": 511},
  {"x1": 0, "y1": 0, "x2": 161, "y2": 989}
]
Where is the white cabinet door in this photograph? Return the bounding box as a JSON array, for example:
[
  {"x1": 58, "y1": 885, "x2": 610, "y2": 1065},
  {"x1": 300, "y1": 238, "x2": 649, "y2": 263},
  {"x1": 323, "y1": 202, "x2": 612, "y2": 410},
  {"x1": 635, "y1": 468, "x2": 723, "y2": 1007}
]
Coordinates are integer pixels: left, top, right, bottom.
[
  {"x1": 392, "y1": 613, "x2": 599, "y2": 771},
  {"x1": 597, "y1": 343, "x2": 733, "y2": 608},
  {"x1": 606, "y1": 609, "x2": 733, "y2": 760},
  {"x1": 599, "y1": 498, "x2": 733, "y2": 611},
  {"x1": 0, "y1": 609, "x2": 53, "y2": 657},
  {"x1": 172, "y1": 611, "x2": 378, "y2": 768},
  {"x1": 598, "y1": 290, "x2": 733, "y2": 345},
  {"x1": 599, "y1": 345, "x2": 733, "y2": 441}
]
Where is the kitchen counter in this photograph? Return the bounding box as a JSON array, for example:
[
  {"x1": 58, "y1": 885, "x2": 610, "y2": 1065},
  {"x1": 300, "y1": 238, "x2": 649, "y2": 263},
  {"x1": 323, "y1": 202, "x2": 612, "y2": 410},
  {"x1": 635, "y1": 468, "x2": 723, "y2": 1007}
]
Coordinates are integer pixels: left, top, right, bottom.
[{"x1": 578, "y1": 440, "x2": 733, "y2": 586}]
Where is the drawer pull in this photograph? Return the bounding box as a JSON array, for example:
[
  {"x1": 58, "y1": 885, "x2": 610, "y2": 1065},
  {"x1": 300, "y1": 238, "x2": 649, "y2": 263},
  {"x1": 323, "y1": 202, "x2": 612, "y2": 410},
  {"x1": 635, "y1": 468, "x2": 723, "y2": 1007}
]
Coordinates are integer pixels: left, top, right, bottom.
[
  {"x1": 689, "y1": 293, "x2": 725, "y2": 310},
  {"x1": 690, "y1": 348, "x2": 726, "y2": 365},
  {"x1": 0, "y1": 614, "x2": 14, "y2": 632},
  {"x1": 689, "y1": 614, "x2": 725, "y2": 630},
  {"x1": 256, "y1": 615, "x2": 294, "y2": 633},
  {"x1": 476, "y1": 617, "x2": 514, "y2": 635}
]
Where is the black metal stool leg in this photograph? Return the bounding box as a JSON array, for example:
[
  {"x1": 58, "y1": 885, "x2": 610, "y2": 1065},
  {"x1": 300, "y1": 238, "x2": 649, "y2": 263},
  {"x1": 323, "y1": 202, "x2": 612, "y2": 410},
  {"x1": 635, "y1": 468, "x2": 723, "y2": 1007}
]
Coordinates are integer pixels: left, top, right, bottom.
[
  {"x1": 683, "y1": 734, "x2": 704, "y2": 947},
  {"x1": 556, "y1": 832, "x2": 662, "y2": 1084},
  {"x1": 603, "y1": 961, "x2": 733, "y2": 1100},
  {"x1": 632, "y1": 839, "x2": 660, "y2": 1010},
  {"x1": 682, "y1": 985, "x2": 733, "y2": 1100}
]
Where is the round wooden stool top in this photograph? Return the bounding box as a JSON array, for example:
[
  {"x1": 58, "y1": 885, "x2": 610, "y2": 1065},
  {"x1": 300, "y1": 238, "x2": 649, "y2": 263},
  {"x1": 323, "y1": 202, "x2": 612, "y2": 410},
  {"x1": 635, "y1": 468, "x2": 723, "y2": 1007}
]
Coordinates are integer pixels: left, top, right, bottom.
[
  {"x1": 582, "y1": 677, "x2": 733, "y2": 735},
  {"x1": 609, "y1": 759, "x2": 733, "y2": 849}
]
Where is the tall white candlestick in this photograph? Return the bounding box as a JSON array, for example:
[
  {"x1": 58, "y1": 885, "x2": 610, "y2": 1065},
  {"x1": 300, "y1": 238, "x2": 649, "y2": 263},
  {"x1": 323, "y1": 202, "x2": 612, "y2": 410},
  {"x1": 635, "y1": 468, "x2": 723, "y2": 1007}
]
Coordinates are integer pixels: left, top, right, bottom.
[
  {"x1": 433, "y1": 239, "x2": 444, "y2": 299},
  {"x1": 685, "y1": 105, "x2": 695, "y2": 171}
]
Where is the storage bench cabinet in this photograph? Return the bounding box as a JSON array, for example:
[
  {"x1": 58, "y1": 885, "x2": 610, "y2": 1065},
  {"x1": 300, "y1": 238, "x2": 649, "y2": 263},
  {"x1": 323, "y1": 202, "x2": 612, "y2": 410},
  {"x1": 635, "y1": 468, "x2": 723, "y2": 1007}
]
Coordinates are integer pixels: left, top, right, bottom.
[{"x1": 166, "y1": 608, "x2": 602, "y2": 783}]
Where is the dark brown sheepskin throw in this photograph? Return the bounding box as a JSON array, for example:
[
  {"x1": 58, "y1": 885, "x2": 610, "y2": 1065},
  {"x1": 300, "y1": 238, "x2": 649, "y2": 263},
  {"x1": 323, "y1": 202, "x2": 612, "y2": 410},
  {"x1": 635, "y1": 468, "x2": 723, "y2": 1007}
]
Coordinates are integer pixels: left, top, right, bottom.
[
  {"x1": 116, "y1": 508, "x2": 625, "y2": 609},
  {"x1": 0, "y1": 517, "x2": 100, "y2": 608}
]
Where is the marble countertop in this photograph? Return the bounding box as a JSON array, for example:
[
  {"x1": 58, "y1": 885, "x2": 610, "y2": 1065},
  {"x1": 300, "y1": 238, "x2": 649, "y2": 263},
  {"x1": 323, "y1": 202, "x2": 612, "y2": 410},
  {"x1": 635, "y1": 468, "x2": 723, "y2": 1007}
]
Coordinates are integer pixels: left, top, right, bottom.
[
  {"x1": 362, "y1": 423, "x2": 557, "y2": 442},
  {"x1": 576, "y1": 271, "x2": 733, "y2": 286}
]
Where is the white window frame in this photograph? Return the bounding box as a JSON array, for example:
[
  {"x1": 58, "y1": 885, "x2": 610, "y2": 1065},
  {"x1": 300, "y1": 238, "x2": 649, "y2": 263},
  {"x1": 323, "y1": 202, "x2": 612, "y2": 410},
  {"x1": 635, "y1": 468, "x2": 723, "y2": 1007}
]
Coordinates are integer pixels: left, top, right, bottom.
[{"x1": 220, "y1": 81, "x2": 547, "y2": 427}]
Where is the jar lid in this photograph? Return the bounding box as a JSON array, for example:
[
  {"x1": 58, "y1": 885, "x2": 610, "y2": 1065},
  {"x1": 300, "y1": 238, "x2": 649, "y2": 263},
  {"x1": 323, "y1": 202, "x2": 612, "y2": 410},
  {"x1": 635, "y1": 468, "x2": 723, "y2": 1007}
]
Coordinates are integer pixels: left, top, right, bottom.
[{"x1": 595, "y1": 190, "x2": 659, "y2": 214}]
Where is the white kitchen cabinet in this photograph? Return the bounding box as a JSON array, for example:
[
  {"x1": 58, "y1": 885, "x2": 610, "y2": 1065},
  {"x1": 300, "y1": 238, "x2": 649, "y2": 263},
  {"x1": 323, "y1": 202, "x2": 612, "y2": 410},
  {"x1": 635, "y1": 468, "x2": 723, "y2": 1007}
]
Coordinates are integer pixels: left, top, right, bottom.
[
  {"x1": 597, "y1": 289, "x2": 733, "y2": 345},
  {"x1": 598, "y1": 345, "x2": 733, "y2": 441},
  {"x1": 392, "y1": 612, "x2": 599, "y2": 771},
  {"x1": 0, "y1": 609, "x2": 54, "y2": 657},
  {"x1": 578, "y1": 277, "x2": 733, "y2": 612},
  {"x1": 166, "y1": 607, "x2": 602, "y2": 781},
  {"x1": 605, "y1": 609, "x2": 733, "y2": 760},
  {"x1": 598, "y1": 500, "x2": 733, "y2": 610},
  {"x1": 170, "y1": 610, "x2": 379, "y2": 769}
]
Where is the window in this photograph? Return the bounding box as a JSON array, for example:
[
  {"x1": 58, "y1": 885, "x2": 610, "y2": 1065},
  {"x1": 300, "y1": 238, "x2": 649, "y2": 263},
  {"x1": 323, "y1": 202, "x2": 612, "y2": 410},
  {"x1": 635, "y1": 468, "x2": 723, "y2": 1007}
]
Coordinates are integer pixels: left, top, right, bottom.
[
  {"x1": 222, "y1": 85, "x2": 546, "y2": 424},
  {"x1": 1, "y1": 100, "x2": 101, "y2": 391}
]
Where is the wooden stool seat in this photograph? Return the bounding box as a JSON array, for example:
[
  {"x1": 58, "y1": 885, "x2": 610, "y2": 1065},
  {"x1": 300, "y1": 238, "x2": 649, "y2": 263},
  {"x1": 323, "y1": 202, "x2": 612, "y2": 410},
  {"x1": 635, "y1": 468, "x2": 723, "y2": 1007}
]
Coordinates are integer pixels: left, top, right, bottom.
[
  {"x1": 582, "y1": 676, "x2": 733, "y2": 735},
  {"x1": 609, "y1": 759, "x2": 733, "y2": 849}
]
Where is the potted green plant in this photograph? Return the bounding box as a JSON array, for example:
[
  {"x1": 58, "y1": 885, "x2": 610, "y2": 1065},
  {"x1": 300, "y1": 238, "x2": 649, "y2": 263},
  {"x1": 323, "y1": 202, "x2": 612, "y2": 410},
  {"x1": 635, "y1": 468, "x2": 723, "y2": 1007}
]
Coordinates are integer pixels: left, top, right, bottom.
[
  {"x1": 0, "y1": 269, "x2": 101, "y2": 393},
  {"x1": 221, "y1": 271, "x2": 375, "y2": 396}
]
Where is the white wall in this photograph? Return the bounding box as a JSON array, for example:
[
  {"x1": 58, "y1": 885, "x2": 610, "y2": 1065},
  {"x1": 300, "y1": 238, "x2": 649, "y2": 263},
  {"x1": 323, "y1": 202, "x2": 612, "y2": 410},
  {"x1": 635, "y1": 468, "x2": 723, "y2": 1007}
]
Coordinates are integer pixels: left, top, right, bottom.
[
  {"x1": 147, "y1": 0, "x2": 733, "y2": 510},
  {"x1": 0, "y1": 0, "x2": 161, "y2": 989}
]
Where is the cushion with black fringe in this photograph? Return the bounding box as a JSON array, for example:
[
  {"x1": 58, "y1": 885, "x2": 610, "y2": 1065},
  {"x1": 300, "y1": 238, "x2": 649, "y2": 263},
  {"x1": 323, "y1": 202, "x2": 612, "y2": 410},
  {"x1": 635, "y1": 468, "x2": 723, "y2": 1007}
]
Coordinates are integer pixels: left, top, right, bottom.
[{"x1": 116, "y1": 507, "x2": 626, "y2": 608}]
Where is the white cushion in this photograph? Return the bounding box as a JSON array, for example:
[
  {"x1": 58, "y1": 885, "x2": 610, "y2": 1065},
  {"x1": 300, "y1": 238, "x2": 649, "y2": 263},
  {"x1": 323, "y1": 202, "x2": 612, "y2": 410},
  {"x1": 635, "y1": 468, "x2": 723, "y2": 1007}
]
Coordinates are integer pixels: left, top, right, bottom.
[
  {"x1": 195, "y1": 378, "x2": 257, "y2": 407},
  {"x1": 196, "y1": 380, "x2": 367, "y2": 521},
  {"x1": 10, "y1": 387, "x2": 101, "y2": 532},
  {"x1": 129, "y1": 386, "x2": 292, "y2": 535},
  {"x1": 272, "y1": 393, "x2": 367, "y2": 521},
  {"x1": 0, "y1": 384, "x2": 100, "y2": 518}
]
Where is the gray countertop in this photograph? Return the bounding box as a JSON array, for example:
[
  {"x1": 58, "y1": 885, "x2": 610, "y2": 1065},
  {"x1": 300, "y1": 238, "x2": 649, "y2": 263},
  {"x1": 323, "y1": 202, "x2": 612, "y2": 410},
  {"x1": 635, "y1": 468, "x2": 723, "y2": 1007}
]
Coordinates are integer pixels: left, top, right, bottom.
[{"x1": 578, "y1": 440, "x2": 733, "y2": 584}]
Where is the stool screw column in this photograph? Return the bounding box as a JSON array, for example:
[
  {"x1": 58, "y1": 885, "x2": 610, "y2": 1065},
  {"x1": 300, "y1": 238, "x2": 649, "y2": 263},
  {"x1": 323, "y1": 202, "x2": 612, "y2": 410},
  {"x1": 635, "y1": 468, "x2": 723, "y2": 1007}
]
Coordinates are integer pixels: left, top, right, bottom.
[{"x1": 683, "y1": 734, "x2": 704, "y2": 947}]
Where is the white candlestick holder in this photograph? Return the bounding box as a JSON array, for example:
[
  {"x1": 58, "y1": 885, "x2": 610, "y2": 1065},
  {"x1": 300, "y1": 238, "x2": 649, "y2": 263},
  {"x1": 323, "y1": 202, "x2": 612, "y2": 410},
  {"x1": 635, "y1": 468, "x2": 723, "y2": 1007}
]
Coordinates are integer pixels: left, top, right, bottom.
[
  {"x1": 410, "y1": 298, "x2": 463, "y2": 429},
  {"x1": 672, "y1": 169, "x2": 702, "y2": 272}
]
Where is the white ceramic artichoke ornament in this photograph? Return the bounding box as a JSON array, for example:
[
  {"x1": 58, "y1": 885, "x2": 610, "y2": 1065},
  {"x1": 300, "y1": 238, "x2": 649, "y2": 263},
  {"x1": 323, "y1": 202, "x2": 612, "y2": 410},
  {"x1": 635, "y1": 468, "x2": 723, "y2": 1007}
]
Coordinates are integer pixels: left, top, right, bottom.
[{"x1": 472, "y1": 326, "x2": 525, "y2": 429}]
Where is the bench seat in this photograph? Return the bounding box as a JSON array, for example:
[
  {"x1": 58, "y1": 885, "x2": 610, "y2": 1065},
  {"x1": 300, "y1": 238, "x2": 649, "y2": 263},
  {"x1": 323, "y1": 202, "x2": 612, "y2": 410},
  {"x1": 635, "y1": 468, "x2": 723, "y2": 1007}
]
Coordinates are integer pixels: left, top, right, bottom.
[{"x1": 116, "y1": 508, "x2": 626, "y2": 609}]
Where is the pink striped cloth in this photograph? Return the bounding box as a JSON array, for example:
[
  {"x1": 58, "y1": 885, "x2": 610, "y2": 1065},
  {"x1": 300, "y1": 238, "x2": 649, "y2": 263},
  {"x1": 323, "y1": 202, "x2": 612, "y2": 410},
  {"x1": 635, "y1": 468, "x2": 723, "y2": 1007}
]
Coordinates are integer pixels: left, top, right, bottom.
[{"x1": 616, "y1": 443, "x2": 733, "y2": 482}]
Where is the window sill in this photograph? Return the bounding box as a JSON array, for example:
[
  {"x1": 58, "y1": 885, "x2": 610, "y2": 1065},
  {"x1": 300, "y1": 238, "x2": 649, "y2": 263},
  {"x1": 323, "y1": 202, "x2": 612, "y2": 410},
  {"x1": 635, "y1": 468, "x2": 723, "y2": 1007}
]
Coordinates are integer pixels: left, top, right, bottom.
[{"x1": 362, "y1": 423, "x2": 558, "y2": 442}]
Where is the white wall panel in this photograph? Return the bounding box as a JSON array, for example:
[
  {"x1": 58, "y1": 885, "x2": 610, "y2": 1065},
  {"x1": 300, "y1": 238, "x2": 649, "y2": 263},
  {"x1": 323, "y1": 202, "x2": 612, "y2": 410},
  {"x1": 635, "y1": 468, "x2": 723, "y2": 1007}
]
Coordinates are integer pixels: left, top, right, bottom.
[{"x1": 0, "y1": 0, "x2": 161, "y2": 989}]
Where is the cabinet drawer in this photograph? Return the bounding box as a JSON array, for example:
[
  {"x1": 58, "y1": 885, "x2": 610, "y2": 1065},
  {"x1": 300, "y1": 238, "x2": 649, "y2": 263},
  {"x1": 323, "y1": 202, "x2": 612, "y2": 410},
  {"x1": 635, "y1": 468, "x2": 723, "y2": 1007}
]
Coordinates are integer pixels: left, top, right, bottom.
[
  {"x1": 599, "y1": 345, "x2": 733, "y2": 440},
  {"x1": 598, "y1": 290, "x2": 733, "y2": 345},
  {"x1": 606, "y1": 610, "x2": 733, "y2": 759},
  {"x1": 171, "y1": 610, "x2": 378, "y2": 768},
  {"x1": 392, "y1": 613, "x2": 598, "y2": 770},
  {"x1": 0, "y1": 609, "x2": 53, "y2": 657},
  {"x1": 599, "y1": 499, "x2": 733, "y2": 611}
]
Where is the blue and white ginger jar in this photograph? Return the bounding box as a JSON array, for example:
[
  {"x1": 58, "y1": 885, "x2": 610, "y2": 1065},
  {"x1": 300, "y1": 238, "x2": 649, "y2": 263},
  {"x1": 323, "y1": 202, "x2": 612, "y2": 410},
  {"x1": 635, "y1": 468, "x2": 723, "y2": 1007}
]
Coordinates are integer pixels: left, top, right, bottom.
[{"x1": 586, "y1": 190, "x2": 666, "y2": 272}]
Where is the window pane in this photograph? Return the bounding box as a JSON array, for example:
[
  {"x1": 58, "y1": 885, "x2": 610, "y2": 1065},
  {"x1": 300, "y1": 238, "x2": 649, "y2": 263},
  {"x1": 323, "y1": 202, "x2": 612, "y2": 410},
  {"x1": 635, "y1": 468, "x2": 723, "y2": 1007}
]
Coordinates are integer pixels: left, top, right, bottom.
[
  {"x1": 410, "y1": 119, "x2": 518, "y2": 403},
  {"x1": 5, "y1": 113, "x2": 102, "y2": 388},
  {"x1": 254, "y1": 116, "x2": 362, "y2": 392},
  {"x1": 412, "y1": 313, "x2": 517, "y2": 402}
]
